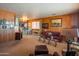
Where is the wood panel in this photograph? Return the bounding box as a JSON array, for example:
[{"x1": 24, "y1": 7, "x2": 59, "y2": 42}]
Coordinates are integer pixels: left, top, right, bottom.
[
  {"x1": 0, "y1": 9, "x2": 16, "y2": 42},
  {"x1": 28, "y1": 14, "x2": 73, "y2": 32}
]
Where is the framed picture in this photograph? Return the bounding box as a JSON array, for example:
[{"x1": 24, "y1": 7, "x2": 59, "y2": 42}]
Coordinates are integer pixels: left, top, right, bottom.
[
  {"x1": 51, "y1": 18, "x2": 62, "y2": 27},
  {"x1": 42, "y1": 23, "x2": 49, "y2": 29}
]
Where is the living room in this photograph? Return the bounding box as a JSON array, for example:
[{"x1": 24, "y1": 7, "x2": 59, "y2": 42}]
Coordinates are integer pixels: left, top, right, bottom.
[{"x1": 0, "y1": 3, "x2": 79, "y2": 56}]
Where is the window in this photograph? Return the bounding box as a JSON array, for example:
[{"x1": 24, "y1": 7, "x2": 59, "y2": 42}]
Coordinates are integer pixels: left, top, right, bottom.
[{"x1": 32, "y1": 22, "x2": 40, "y2": 29}]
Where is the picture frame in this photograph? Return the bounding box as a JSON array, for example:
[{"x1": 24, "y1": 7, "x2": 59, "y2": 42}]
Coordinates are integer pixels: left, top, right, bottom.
[{"x1": 51, "y1": 18, "x2": 62, "y2": 27}]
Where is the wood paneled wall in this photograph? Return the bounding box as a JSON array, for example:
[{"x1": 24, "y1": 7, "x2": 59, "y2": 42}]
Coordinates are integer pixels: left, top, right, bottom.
[
  {"x1": 28, "y1": 14, "x2": 73, "y2": 32},
  {"x1": 0, "y1": 9, "x2": 16, "y2": 42}
]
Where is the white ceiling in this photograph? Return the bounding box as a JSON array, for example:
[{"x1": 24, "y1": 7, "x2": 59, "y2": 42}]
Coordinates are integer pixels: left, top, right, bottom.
[{"x1": 0, "y1": 3, "x2": 79, "y2": 19}]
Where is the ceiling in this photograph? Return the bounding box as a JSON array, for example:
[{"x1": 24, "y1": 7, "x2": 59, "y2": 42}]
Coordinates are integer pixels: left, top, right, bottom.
[{"x1": 0, "y1": 3, "x2": 79, "y2": 19}]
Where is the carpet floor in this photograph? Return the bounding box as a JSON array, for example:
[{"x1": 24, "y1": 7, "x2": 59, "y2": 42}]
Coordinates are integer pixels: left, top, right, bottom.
[{"x1": 0, "y1": 35, "x2": 67, "y2": 56}]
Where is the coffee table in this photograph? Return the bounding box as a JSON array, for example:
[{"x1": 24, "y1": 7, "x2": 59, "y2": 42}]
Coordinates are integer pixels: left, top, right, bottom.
[{"x1": 35, "y1": 45, "x2": 48, "y2": 55}]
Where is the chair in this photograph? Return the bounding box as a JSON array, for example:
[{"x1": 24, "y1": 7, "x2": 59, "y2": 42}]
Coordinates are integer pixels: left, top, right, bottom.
[
  {"x1": 66, "y1": 51, "x2": 76, "y2": 56},
  {"x1": 62, "y1": 49, "x2": 76, "y2": 56}
]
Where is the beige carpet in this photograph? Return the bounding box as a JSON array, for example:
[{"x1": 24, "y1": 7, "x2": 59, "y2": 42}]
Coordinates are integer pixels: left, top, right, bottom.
[{"x1": 0, "y1": 35, "x2": 67, "y2": 56}]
